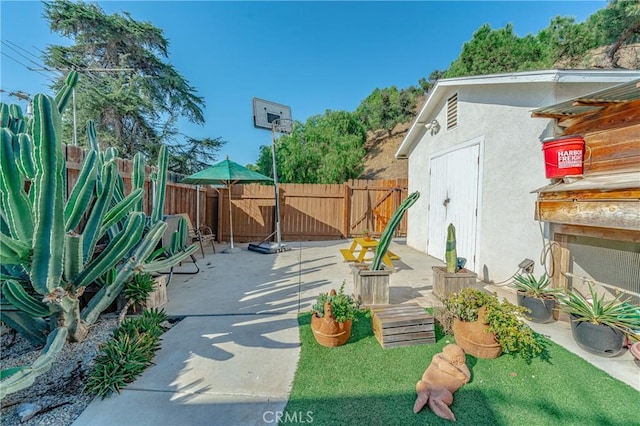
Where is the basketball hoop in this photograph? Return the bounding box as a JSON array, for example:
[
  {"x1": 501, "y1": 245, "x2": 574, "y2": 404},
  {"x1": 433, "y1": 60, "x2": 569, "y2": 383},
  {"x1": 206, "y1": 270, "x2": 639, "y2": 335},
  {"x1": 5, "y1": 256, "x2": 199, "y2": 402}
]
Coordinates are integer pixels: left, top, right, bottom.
[
  {"x1": 249, "y1": 98, "x2": 294, "y2": 253},
  {"x1": 272, "y1": 117, "x2": 293, "y2": 135}
]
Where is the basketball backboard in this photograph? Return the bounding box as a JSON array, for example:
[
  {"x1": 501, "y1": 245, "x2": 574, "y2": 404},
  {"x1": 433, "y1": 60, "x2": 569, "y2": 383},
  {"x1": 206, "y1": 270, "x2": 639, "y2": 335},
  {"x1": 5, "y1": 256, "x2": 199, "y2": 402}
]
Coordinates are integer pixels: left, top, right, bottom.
[{"x1": 252, "y1": 98, "x2": 292, "y2": 134}]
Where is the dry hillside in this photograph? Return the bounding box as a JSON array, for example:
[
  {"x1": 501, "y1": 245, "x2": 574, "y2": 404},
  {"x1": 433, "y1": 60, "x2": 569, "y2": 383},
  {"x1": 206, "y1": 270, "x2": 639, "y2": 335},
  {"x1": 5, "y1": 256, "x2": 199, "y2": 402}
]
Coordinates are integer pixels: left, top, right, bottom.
[
  {"x1": 360, "y1": 121, "x2": 411, "y2": 180},
  {"x1": 554, "y1": 43, "x2": 640, "y2": 69}
]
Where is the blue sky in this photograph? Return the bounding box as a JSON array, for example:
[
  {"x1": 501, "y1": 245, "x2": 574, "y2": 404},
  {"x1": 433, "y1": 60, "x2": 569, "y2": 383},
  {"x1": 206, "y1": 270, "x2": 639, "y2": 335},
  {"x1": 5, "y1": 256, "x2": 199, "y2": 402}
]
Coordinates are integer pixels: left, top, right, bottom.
[{"x1": 1, "y1": 1, "x2": 607, "y2": 166}]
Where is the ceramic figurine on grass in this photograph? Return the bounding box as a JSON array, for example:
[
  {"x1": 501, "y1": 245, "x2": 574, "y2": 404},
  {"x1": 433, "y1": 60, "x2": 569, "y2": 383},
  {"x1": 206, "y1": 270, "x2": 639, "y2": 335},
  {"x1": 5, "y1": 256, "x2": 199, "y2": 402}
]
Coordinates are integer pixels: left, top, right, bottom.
[{"x1": 413, "y1": 344, "x2": 470, "y2": 422}]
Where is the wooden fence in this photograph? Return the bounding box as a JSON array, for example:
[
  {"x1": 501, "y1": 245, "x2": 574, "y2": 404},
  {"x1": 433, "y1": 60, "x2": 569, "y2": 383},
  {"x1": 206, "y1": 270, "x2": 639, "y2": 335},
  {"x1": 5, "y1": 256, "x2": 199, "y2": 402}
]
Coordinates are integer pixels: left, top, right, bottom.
[
  {"x1": 64, "y1": 145, "x2": 408, "y2": 242},
  {"x1": 212, "y1": 179, "x2": 409, "y2": 243}
]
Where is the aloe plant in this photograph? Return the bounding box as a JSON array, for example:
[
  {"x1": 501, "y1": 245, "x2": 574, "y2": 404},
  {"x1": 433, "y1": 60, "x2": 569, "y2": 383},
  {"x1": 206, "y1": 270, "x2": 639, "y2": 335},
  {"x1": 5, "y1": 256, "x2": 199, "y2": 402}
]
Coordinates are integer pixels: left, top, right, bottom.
[
  {"x1": 559, "y1": 283, "x2": 640, "y2": 339},
  {"x1": 511, "y1": 273, "x2": 562, "y2": 299},
  {"x1": 370, "y1": 191, "x2": 419, "y2": 270},
  {"x1": 0, "y1": 72, "x2": 197, "y2": 399}
]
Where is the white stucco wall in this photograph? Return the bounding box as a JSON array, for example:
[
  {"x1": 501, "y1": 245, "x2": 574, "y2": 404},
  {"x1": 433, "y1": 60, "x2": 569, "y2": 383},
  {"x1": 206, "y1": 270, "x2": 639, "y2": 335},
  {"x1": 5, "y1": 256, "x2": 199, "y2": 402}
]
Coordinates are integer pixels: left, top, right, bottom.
[{"x1": 406, "y1": 81, "x2": 617, "y2": 282}]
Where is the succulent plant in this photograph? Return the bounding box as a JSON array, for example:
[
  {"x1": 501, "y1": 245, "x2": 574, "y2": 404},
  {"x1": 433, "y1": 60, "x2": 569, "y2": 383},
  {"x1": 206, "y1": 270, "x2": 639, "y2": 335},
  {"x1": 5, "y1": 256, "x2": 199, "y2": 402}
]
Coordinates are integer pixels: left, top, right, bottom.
[
  {"x1": 0, "y1": 71, "x2": 197, "y2": 399},
  {"x1": 370, "y1": 191, "x2": 419, "y2": 270},
  {"x1": 445, "y1": 223, "x2": 457, "y2": 273}
]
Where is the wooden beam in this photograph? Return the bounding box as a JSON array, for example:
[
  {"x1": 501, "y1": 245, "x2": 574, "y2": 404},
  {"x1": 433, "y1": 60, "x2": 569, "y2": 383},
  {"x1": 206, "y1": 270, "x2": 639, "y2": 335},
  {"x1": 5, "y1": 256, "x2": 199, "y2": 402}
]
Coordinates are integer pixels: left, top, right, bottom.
[
  {"x1": 572, "y1": 99, "x2": 627, "y2": 107},
  {"x1": 551, "y1": 233, "x2": 571, "y2": 292},
  {"x1": 537, "y1": 200, "x2": 640, "y2": 230},
  {"x1": 552, "y1": 223, "x2": 640, "y2": 243}
]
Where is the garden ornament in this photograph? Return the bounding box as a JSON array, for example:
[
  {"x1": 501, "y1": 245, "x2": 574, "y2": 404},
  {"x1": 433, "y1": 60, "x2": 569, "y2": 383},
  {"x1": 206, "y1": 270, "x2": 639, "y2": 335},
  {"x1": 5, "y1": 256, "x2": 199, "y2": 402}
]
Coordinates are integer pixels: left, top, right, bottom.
[{"x1": 413, "y1": 344, "x2": 470, "y2": 421}]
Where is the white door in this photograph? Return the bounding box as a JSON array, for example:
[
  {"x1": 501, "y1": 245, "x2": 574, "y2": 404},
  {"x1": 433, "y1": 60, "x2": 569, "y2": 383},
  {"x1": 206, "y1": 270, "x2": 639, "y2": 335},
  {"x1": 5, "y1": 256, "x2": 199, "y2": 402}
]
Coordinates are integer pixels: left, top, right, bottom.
[{"x1": 427, "y1": 143, "x2": 480, "y2": 271}]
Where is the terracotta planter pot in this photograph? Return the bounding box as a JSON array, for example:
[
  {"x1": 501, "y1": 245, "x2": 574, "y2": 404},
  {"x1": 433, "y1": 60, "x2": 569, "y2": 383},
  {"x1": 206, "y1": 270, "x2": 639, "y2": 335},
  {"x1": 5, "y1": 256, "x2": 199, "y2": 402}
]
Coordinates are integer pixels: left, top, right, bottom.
[
  {"x1": 311, "y1": 314, "x2": 352, "y2": 347},
  {"x1": 452, "y1": 307, "x2": 502, "y2": 359},
  {"x1": 517, "y1": 292, "x2": 556, "y2": 324}
]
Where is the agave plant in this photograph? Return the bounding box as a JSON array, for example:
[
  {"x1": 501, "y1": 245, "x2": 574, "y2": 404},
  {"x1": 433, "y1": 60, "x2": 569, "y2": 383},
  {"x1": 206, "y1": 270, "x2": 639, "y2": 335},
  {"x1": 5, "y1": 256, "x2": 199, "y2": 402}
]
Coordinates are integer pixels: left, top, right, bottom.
[
  {"x1": 511, "y1": 273, "x2": 563, "y2": 299},
  {"x1": 0, "y1": 71, "x2": 197, "y2": 399},
  {"x1": 559, "y1": 283, "x2": 640, "y2": 339}
]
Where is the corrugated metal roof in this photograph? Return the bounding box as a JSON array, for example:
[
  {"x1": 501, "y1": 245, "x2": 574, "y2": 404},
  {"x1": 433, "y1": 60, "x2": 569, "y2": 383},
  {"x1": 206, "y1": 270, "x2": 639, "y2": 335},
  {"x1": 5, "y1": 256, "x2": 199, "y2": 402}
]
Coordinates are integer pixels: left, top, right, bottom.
[
  {"x1": 532, "y1": 171, "x2": 640, "y2": 193},
  {"x1": 532, "y1": 78, "x2": 640, "y2": 119}
]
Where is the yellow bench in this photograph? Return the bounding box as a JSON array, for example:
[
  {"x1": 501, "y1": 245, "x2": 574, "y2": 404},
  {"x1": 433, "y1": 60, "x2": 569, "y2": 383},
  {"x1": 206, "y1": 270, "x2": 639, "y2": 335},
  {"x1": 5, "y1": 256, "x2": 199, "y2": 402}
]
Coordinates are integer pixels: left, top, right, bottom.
[
  {"x1": 340, "y1": 248, "x2": 358, "y2": 262},
  {"x1": 386, "y1": 250, "x2": 400, "y2": 260}
]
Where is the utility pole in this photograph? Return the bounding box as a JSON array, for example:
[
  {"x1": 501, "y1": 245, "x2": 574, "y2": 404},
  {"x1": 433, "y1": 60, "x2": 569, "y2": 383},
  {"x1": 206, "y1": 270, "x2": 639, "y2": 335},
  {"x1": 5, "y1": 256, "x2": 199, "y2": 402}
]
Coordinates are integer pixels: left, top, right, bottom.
[
  {"x1": 30, "y1": 67, "x2": 135, "y2": 145},
  {"x1": 1, "y1": 89, "x2": 33, "y2": 116}
]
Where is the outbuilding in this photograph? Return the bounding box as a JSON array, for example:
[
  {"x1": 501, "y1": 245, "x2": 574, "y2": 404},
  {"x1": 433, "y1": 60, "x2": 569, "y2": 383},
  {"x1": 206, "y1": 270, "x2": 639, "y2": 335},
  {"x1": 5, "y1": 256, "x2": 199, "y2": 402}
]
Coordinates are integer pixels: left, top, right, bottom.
[{"x1": 395, "y1": 70, "x2": 640, "y2": 282}]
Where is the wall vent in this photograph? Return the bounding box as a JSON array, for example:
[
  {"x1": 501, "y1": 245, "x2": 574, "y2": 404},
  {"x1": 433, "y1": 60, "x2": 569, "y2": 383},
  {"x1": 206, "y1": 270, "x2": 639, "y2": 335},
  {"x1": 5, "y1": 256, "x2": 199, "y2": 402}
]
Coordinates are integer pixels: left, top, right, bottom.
[{"x1": 447, "y1": 93, "x2": 458, "y2": 130}]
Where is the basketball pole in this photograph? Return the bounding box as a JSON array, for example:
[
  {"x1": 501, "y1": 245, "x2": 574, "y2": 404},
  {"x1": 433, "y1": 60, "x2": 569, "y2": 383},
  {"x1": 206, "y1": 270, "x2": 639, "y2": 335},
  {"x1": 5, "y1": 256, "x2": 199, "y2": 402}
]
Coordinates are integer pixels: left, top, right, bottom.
[
  {"x1": 271, "y1": 119, "x2": 283, "y2": 250},
  {"x1": 249, "y1": 98, "x2": 292, "y2": 254}
]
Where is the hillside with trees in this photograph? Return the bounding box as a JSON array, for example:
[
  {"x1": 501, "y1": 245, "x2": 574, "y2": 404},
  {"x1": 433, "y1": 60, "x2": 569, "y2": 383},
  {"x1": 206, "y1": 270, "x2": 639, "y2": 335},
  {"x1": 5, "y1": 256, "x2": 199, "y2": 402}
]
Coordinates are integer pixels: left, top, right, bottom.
[
  {"x1": 255, "y1": 0, "x2": 639, "y2": 183},
  {"x1": 40, "y1": 0, "x2": 639, "y2": 182}
]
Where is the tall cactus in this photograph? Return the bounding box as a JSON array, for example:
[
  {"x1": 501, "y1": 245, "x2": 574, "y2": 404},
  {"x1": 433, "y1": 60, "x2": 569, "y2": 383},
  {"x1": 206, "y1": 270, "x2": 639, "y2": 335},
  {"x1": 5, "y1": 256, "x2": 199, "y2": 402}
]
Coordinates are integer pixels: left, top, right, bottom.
[
  {"x1": 370, "y1": 191, "x2": 420, "y2": 270},
  {"x1": 0, "y1": 72, "x2": 197, "y2": 399},
  {"x1": 445, "y1": 223, "x2": 457, "y2": 273}
]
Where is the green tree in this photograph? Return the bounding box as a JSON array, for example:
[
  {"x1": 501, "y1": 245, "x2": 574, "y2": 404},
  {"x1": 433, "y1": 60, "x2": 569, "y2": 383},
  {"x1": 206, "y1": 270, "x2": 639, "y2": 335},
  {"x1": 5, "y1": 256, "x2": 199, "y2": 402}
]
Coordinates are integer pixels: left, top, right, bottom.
[
  {"x1": 43, "y1": 0, "x2": 215, "y2": 164},
  {"x1": 445, "y1": 23, "x2": 547, "y2": 78},
  {"x1": 537, "y1": 16, "x2": 597, "y2": 66},
  {"x1": 256, "y1": 110, "x2": 366, "y2": 184},
  {"x1": 418, "y1": 70, "x2": 445, "y2": 93},
  {"x1": 597, "y1": 0, "x2": 640, "y2": 66},
  {"x1": 355, "y1": 86, "x2": 419, "y2": 136},
  {"x1": 167, "y1": 136, "x2": 226, "y2": 175}
]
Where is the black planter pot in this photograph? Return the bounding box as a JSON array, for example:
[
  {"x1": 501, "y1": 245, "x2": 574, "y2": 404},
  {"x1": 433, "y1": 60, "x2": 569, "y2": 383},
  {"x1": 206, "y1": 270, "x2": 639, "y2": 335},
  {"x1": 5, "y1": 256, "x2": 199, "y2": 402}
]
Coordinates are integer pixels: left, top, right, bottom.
[
  {"x1": 570, "y1": 314, "x2": 625, "y2": 357},
  {"x1": 517, "y1": 293, "x2": 556, "y2": 323}
]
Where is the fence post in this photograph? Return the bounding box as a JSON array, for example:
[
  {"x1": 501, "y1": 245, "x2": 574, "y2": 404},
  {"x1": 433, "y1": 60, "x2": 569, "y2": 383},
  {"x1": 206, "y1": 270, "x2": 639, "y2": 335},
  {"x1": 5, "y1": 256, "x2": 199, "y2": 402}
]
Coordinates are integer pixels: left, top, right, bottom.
[{"x1": 342, "y1": 183, "x2": 350, "y2": 238}]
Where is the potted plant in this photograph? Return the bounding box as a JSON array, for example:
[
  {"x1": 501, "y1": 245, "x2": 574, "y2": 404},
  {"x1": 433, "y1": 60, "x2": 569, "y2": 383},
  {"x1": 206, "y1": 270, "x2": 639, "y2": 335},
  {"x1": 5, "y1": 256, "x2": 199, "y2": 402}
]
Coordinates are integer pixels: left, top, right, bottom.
[
  {"x1": 511, "y1": 273, "x2": 562, "y2": 323},
  {"x1": 559, "y1": 283, "x2": 640, "y2": 357},
  {"x1": 360, "y1": 229, "x2": 373, "y2": 241},
  {"x1": 432, "y1": 224, "x2": 478, "y2": 299},
  {"x1": 443, "y1": 288, "x2": 545, "y2": 361},
  {"x1": 351, "y1": 191, "x2": 420, "y2": 305},
  {"x1": 311, "y1": 282, "x2": 358, "y2": 347}
]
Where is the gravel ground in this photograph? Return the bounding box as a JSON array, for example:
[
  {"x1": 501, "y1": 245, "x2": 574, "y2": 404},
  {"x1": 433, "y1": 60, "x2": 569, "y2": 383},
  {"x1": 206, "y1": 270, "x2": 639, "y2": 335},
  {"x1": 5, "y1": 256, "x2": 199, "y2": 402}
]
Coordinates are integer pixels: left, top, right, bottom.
[{"x1": 0, "y1": 315, "x2": 119, "y2": 426}]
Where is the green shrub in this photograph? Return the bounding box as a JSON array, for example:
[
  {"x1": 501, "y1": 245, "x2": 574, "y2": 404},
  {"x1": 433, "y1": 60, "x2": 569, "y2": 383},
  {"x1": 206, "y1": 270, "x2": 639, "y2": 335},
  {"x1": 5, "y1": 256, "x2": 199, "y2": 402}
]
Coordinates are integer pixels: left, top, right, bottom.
[
  {"x1": 444, "y1": 288, "x2": 548, "y2": 362},
  {"x1": 85, "y1": 309, "x2": 168, "y2": 398},
  {"x1": 311, "y1": 281, "x2": 358, "y2": 323}
]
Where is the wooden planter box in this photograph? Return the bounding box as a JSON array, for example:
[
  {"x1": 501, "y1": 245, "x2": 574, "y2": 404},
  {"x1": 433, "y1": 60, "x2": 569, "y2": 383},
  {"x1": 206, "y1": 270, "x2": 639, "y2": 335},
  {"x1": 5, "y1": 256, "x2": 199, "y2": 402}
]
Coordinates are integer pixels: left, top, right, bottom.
[
  {"x1": 123, "y1": 274, "x2": 168, "y2": 314},
  {"x1": 370, "y1": 303, "x2": 436, "y2": 348},
  {"x1": 146, "y1": 275, "x2": 168, "y2": 309},
  {"x1": 432, "y1": 266, "x2": 478, "y2": 299},
  {"x1": 351, "y1": 264, "x2": 391, "y2": 305}
]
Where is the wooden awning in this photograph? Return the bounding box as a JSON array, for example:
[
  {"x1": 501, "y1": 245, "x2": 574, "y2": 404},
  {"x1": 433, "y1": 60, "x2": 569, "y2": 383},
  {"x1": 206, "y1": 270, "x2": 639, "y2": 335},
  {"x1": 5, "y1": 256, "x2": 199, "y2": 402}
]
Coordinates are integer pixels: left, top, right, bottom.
[{"x1": 534, "y1": 172, "x2": 640, "y2": 231}]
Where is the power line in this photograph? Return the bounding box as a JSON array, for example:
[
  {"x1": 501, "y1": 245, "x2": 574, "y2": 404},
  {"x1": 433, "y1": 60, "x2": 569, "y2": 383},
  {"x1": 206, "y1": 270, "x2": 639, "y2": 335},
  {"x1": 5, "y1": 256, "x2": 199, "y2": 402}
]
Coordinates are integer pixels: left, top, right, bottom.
[
  {"x1": 1, "y1": 51, "x2": 57, "y2": 83},
  {"x1": 1, "y1": 40, "x2": 57, "y2": 74}
]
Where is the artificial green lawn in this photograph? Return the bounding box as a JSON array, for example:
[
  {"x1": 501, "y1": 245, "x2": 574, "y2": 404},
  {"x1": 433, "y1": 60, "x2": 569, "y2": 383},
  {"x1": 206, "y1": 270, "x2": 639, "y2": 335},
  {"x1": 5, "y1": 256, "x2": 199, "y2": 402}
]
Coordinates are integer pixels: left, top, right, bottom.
[{"x1": 284, "y1": 311, "x2": 639, "y2": 426}]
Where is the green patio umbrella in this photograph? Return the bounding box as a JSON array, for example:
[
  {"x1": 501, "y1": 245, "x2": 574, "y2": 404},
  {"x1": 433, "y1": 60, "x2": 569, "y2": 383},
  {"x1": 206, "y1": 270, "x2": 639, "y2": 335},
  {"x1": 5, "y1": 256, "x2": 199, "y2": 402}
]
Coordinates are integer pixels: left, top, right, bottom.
[{"x1": 181, "y1": 157, "x2": 273, "y2": 252}]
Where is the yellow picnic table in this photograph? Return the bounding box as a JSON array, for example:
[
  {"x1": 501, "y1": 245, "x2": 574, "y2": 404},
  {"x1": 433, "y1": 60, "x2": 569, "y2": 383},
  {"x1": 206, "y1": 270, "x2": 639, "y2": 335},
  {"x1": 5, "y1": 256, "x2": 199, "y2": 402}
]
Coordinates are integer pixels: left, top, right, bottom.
[{"x1": 339, "y1": 237, "x2": 400, "y2": 269}]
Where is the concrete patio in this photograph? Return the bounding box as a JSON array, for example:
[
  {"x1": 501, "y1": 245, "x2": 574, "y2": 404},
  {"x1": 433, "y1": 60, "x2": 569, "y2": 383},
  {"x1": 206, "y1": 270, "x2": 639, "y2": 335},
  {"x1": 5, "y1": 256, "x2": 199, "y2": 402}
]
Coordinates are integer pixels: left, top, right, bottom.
[{"x1": 74, "y1": 239, "x2": 639, "y2": 426}]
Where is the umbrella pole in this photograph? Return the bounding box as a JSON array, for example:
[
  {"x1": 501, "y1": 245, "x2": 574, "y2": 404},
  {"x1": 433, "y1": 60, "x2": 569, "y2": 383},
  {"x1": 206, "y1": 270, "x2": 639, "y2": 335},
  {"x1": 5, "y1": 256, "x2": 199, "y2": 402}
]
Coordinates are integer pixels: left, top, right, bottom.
[
  {"x1": 228, "y1": 184, "x2": 234, "y2": 249},
  {"x1": 196, "y1": 185, "x2": 200, "y2": 230}
]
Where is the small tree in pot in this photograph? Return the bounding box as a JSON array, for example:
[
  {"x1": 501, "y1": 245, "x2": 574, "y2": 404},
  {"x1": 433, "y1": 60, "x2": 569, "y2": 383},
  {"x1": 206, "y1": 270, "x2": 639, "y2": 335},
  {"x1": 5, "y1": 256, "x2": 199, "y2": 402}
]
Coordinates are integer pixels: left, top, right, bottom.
[{"x1": 511, "y1": 273, "x2": 563, "y2": 323}]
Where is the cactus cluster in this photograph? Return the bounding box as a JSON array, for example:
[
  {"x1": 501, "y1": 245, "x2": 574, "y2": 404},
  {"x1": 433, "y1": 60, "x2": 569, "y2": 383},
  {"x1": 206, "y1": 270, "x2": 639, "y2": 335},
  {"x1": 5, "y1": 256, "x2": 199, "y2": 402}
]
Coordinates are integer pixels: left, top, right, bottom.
[
  {"x1": 0, "y1": 71, "x2": 197, "y2": 399},
  {"x1": 370, "y1": 191, "x2": 420, "y2": 270}
]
